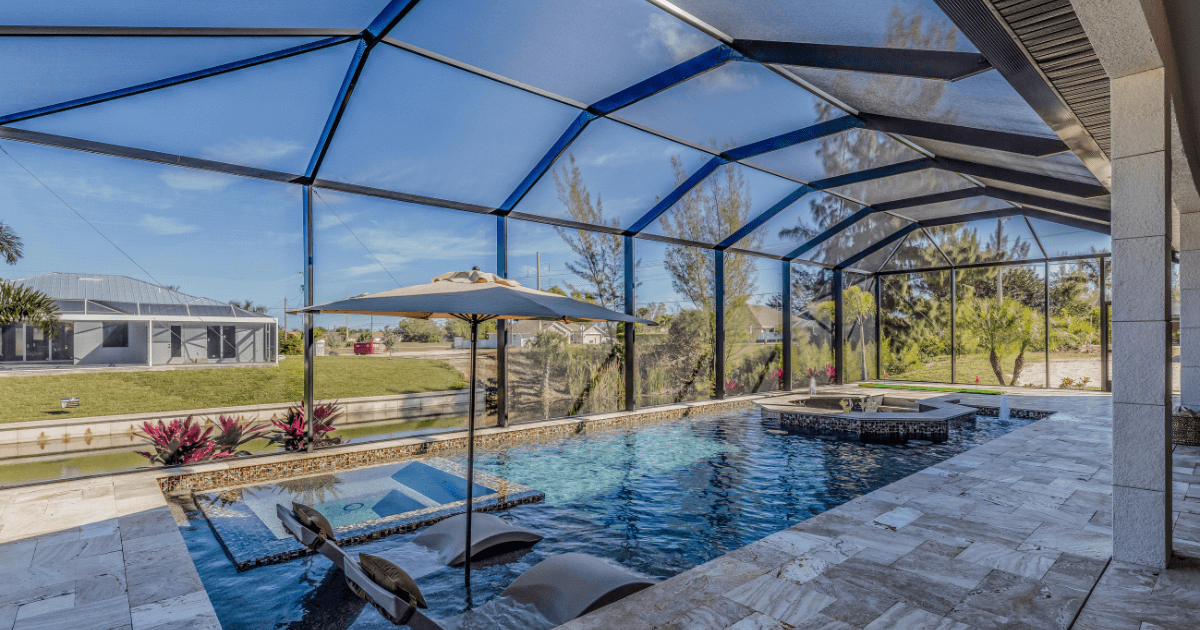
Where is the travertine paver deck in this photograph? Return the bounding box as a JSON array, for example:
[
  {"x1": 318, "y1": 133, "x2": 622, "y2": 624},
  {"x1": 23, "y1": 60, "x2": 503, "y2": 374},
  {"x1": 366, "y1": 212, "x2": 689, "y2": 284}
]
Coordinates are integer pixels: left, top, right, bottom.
[
  {"x1": 560, "y1": 391, "x2": 1200, "y2": 630},
  {"x1": 0, "y1": 473, "x2": 218, "y2": 630}
]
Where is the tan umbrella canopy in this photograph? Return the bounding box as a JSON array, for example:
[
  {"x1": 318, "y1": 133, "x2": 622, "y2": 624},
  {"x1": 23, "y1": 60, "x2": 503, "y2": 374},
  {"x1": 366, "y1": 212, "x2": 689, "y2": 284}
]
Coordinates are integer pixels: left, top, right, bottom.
[
  {"x1": 290, "y1": 269, "x2": 656, "y2": 591},
  {"x1": 293, "y1": 269, "x2": 656, "y2": 324}
]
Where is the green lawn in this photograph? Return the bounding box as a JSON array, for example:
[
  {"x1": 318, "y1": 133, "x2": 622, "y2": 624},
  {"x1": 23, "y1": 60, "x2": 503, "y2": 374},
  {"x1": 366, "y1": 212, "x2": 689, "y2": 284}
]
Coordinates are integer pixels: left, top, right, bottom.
[
  {"x1": 3, "y1": 356, "x2": 466, "y2": 424},
  {"x1": 889, "y1": 353, "x2": 1042, "y2": 386}
]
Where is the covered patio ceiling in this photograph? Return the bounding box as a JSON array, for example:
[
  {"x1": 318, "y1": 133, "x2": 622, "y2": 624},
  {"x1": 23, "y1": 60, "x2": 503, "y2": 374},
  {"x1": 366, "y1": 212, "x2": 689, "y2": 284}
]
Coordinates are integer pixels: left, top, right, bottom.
[{"x1": 0, "y1": 0, "x2": 1114, "y2": 275}]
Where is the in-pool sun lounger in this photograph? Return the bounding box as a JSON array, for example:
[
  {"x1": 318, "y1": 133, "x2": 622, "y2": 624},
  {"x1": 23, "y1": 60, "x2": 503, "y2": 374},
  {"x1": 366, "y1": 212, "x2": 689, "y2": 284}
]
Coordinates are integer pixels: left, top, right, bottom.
[
  {"x1": 279, "y1": 502, "x2": 656, "y2": 628},
  {"x1": 412, "y1": 511, "x2": 543, "y2": 566}
]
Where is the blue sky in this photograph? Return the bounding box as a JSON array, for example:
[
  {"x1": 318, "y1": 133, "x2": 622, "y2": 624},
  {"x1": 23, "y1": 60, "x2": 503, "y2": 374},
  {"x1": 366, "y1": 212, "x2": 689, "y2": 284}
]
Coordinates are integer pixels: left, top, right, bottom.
[{"x1": 0, "y1": 0, "x2": 1100, "y2": 330}]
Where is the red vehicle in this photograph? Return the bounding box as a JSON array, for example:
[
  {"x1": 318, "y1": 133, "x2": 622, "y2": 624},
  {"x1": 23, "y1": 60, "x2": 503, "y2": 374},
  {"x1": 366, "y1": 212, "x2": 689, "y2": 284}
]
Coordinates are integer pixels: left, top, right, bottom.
[{"x1": 353, "y1": 342, "x2": 386, "y2": 355}]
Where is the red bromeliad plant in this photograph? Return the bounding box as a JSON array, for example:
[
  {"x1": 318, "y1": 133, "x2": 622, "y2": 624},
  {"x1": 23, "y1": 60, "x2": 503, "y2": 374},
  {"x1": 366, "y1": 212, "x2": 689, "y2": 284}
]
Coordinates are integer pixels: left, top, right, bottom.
[
  {"x1": 212, "y1": 415, "x2": 269, "y2": 457},
  {"x1": 135, "y1": 416, "x2": 233, "y2": 466},
  {"x1": 267, "y1": 402, "x2": 343, "y2": 452},
  {"x1": 824, "y1": 364, "x2": 836, "y2": 382}
]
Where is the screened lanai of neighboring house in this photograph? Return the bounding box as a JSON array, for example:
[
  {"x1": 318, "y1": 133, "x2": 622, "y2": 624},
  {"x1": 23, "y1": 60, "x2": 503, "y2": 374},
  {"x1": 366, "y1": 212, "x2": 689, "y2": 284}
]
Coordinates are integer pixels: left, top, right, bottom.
[{"x1": 1, "y1": 0, "x2": 1120, "y2": 427}]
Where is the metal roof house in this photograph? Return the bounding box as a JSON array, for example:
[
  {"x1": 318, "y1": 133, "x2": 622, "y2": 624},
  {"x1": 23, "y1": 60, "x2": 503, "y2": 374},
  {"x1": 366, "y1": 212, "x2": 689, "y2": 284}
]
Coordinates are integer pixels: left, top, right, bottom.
[{"x1": 0, "y1": 273, "x2": 277, "y2": 369}]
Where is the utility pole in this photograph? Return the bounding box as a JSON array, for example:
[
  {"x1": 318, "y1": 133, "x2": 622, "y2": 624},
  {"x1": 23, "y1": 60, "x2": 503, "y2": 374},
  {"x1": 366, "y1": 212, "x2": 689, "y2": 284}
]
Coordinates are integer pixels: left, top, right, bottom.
[
  {"x1": 283, "y1": 297, "x2": 288, "y2": 333},
  {"x1": 536, "y1": 252, "x2": 541, "y2": 291},
  {"x1": 345, "y1": 291, "x2": 349, "y2": 339}
]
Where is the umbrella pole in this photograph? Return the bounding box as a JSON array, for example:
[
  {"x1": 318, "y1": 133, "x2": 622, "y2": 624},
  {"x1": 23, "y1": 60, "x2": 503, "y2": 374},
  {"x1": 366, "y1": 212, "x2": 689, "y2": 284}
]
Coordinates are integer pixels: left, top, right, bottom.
[{"x1": 464, "y1": 318, "x2": 477, "y2": 598}]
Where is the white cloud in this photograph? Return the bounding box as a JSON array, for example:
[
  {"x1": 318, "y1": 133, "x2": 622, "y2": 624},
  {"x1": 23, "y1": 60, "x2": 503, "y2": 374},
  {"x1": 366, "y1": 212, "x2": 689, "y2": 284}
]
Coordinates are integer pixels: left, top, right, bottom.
[
  {"x1": 157, "y1": 169, "x2": 233, "y2": 191},
  {"x1": 640, "y1": 14, "x2": 710, "y2": 64},
  {"x1": 201, "y1": 137, "x2": 304, "y2": 168},
  {"x1": 140, "y1": 214, "x2": 199, "y2": 235}
]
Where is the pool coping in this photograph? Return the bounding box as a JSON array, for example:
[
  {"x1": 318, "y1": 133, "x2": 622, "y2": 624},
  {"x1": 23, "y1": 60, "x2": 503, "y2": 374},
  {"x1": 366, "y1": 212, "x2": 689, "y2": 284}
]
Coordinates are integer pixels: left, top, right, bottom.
[{"x1": 757, "y1": 396, "x2": 1055, "y2": 441}]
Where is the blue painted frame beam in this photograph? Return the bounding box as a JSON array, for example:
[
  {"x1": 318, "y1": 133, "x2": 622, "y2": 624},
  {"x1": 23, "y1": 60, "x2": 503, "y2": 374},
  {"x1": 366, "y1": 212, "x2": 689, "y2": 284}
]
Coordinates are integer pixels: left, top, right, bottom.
[
  {"x1": 716, "y1": 185, "x2": 813, "y2": 250},
  {"x1": 721, "y1": 115, "x2": 861, "y2": 161},
  {"x1": 499, "y1": 45, "x2": 738, "y2": 217},
  {"x1": 499, "y1": 111, "x2": 596, "y2": 213},
  {"x1": 733, "y1": 40, "x2": 992, "y2": 81},
  {"x1": 305, "y1": 0, "x2": 422, "y2": 181},
  {"x1": 858, "y1": 113, "x2": 1068, "y2": 157},
  {"x1": 837, "y1": 223, "x2": 919, "y2": 270},
  {"x1": 304, "y1": 39, "x2": 369, "y2": 180},
  {"x1": 782, "y1": 207, "x2": 875, "y2": 261},
  {"x1": 0, "y1": 36, "x2": 355, "y2": 125},
  {"x1": 624, "y1": 156, "x2": 726, "y2": 235},
  {"x1": 591, "y1": 45, "x2": 740, "y2": 114},
  {"x1": 365, "y1": 0, "x2": 424, "y2": 42}
]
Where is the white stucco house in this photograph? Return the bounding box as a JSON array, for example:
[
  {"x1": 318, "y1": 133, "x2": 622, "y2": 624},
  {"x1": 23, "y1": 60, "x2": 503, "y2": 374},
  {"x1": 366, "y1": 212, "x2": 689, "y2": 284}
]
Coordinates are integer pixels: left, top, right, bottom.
[
  {"x1": 506, "y1": 320, "x2": 613, "y2": 347},
  {"x1": 1, "y1": 273, "x2": 278, "y2": 369}
]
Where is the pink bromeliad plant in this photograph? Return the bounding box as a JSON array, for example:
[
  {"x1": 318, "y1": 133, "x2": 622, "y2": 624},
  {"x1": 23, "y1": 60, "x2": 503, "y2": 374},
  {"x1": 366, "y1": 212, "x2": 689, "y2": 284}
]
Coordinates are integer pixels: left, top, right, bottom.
[
  {"x1": 824, "y1": 364, "x2": 836, "y2": 382},
  {"x1": 135, "y1": 416, "x2": 232, "y2": 466},
  {"x1": 267, "y1": 402, "x2": 343, "y2": 452},
  {"x1": 771, "y1": 367, "x2": 784, "y2": 387},
  {"x1": 212, "y1": 415, "x2": 269, "y2": 457}
]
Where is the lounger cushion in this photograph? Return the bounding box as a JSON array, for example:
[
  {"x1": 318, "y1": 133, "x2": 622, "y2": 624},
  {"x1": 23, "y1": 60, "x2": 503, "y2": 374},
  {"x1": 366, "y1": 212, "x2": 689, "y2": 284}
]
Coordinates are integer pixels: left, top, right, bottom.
[
  {"x1": 292, "y1": 502, "x2": 336, "y2": 542},
  {"x1": 359, "y1": 553, "x2": 428, "y2": 609}
]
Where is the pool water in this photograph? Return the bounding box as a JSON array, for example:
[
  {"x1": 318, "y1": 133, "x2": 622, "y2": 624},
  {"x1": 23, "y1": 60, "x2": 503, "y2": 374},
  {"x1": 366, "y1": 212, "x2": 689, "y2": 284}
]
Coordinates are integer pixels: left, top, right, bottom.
[{"x1": 179, "y1": 407, "x2": 1040, "y2": 629}]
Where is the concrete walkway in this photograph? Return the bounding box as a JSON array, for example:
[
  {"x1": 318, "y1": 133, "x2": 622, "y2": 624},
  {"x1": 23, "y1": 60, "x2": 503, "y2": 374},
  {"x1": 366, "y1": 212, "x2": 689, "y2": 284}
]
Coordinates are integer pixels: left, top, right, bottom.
[{"x1": 560, "y1": 392, "x2": 1200, "y2": 630}]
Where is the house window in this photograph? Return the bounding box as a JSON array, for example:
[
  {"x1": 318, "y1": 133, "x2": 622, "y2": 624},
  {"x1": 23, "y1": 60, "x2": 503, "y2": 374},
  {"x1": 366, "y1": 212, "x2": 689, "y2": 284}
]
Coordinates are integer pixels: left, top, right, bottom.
[
  {"x1": 207, "y1": 326, "x2": 237, "y2": 360},
  {"x1": 102, "y1": 322, "x2": 128, "y2": 348},
  {"x1": 170, "y1": 326, "x2": 182, "y2": 358},
  {"x1": 223, "y1": 326, "x2": 236, "y2": 359}
]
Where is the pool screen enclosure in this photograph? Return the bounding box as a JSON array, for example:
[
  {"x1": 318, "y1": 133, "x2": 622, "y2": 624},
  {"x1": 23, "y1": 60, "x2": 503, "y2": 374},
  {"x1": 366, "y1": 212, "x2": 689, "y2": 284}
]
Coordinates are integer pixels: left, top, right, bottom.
[{"x1": 0, "y1": 1, "x2": 1114, "y2": 438}]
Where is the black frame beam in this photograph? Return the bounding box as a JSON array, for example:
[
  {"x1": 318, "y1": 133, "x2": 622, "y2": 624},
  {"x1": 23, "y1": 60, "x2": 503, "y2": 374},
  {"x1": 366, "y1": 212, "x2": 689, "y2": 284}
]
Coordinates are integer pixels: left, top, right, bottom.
[
  {"x1": 734, "y1": 40, "x2": 992, "y2": 81},
  {"x1": 860, "y1": 113, "x2": 1068, "y2": 157}
]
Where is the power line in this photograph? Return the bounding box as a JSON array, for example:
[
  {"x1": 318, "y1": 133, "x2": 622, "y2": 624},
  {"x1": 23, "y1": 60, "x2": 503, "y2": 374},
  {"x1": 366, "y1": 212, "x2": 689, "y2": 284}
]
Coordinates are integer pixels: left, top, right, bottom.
[{"x1": 312, "y1": 189, "x2": 402, "y2": 288}]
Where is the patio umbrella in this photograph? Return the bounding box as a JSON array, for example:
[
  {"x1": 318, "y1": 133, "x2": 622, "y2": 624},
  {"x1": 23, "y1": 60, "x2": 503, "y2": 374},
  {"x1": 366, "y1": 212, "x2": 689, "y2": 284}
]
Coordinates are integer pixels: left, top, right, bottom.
[{"x1": 292, "y1": 268, "x2": 656, "y2": 589}]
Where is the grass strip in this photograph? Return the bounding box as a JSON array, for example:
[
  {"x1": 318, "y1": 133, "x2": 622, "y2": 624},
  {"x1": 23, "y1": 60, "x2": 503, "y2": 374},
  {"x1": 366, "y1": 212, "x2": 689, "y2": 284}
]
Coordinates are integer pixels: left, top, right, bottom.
[{"x1": 858, "y1": 383, "x2": 1003, "y2": 395}]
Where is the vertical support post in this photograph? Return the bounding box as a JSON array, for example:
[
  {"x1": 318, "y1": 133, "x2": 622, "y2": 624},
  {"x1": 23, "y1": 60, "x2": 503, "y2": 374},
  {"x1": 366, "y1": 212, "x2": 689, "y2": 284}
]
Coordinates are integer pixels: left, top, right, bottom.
[
  {"x1": 715, "y1": 251, "x2": 726, "y2": 399},
  {"x1": 874, "y1": 275, "x2": 882, "y2": 380},
  {"x1": 1045, "y1": 261, "x2": 1051, "y2": 388},
  {"x1": 782, "y1": 261, "x2": 793, "y2": 390},
  {"x1": 624, "y1": 236, "x2": 636, "y2": 410},
  {"x1": 1100, "y1": 256, "x2": 1110, "y2": 391},
  {"x1": 950, "y1": 269, "x2": 957, "y2": 384},
  {"x1": 833, "y1": 269, "x2": 844, "y2": 385},
  {"x1": 463, "y1": 319, "x2": 478, "y2": 590},
  {"x1": 495, "y1": 216, "x2": 509, "y2": 426},
  {"x1": 1110, "y1": 66, "x2": 1173, "y2": 568},
  {"x1": 302, "y1": 185, "x2": 315, "y2": 453}
]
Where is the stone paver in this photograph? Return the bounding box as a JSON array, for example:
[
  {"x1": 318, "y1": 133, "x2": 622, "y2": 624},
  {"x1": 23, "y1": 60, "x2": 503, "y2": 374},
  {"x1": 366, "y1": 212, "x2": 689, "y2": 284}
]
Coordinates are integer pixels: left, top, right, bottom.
[
  {"x1": 561, "y1": 391, "x2": 1200, "y2": 630},
  {"x1": 0, "y1": 474, "x2": 216, "y2": 630}
]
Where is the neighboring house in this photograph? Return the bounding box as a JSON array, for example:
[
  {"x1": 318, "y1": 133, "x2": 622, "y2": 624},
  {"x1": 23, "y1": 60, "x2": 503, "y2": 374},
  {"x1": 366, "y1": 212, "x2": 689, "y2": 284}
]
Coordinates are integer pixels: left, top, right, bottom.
[
  {"x1": 0, "y1": 273, "x2": 277, "y2": 368},
  {"x1": 745, "y1": 304, "x2": 826, "y2": 343},
  {"x1": 505, "y1": 320, "x2": 614, "y2": 347}
]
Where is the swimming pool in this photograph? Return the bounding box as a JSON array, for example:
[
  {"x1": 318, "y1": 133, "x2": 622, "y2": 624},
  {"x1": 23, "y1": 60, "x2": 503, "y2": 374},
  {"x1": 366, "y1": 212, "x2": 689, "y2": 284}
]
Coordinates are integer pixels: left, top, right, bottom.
[{"x1": 179, "y1": 405, "x2": 1041, "y2": 629}]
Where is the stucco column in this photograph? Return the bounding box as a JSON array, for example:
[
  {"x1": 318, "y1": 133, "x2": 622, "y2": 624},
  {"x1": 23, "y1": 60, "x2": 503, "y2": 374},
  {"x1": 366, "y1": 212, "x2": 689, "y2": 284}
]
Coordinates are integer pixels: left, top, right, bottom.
[{"x1": 1111, "y1": 67, "x2": 1173, "y2": 568}]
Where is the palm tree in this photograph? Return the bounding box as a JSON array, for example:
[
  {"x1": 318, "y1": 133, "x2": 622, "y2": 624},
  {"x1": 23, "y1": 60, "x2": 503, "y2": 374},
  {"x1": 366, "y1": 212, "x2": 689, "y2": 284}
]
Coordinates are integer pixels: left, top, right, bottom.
[
  {"x1": 816, "y1": 285, "x2": 877, "y2": 381},
  {"x1": 0, "y1": 281, "x2": 61, "y2": 337},
  {"x1": 229, "y1": 299, "x2": 268, "y2": 314},
  {"x1": 0, "y1": 222, "x2": 22, "y2": 265}
]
